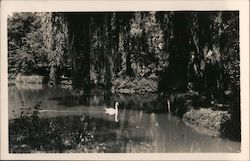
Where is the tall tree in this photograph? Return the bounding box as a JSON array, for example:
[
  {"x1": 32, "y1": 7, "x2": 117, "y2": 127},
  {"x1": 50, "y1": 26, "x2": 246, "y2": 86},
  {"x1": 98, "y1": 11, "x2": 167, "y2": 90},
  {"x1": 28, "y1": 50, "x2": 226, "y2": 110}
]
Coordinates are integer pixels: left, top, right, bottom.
[
  {"x1": 116, "y1": 12, "x2": 133, "y2": 77},
  {"x1": 66, "y1": 13, "x2": 91, "y2": 94},
  {"x1": 103, "y1": 13, "x2": 112, "y2": 89},
  {"x1": 41, "y1": 12, "x2": 69, "y2": 86},
  {"x1": 8, "y1": 12, "x2": 48, "y2": 76},
  {"x1": 167, "y1": 12, "x2": 191, "y2": 91}
]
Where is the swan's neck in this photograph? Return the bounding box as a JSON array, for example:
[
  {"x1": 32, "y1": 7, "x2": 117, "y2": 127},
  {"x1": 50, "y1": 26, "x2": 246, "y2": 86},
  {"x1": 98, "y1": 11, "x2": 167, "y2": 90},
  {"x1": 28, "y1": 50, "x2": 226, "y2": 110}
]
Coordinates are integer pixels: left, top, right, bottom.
[{"x1": 115, "y1": 105, "x2": 118, "y2": 122}]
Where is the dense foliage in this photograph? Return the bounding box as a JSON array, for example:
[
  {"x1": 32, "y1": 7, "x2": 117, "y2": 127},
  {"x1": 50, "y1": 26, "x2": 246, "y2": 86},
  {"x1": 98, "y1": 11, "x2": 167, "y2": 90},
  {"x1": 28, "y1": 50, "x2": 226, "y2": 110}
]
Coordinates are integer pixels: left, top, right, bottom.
[
  {"x1": 8, "y1": 13, "x2": 49, "y2": 77},
  {"x1": 41, "y1": 12, "x2": 70, "y2": 85},
  {"x1": 8, "y1": 11, "x2": 239, "y2": 96}
]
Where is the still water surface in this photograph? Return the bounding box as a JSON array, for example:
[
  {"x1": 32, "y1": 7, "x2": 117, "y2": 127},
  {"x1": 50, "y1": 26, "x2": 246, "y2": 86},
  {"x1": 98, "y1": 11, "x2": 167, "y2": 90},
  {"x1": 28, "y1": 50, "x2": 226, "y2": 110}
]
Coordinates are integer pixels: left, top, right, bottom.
[{"x1": 8, "y1": 83, "x2": 240, "y2": 152}]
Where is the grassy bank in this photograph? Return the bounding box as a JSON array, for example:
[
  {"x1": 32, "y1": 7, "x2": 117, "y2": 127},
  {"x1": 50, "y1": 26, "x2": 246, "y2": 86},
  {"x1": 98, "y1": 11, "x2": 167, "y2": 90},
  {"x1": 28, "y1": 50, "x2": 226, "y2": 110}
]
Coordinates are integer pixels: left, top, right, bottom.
[
  {"x1": 165, "y1": 90, "x2": 241, "y2": 140},
  {"x1": 15, "y1": 74, "x2": 49, "y2": 84}
]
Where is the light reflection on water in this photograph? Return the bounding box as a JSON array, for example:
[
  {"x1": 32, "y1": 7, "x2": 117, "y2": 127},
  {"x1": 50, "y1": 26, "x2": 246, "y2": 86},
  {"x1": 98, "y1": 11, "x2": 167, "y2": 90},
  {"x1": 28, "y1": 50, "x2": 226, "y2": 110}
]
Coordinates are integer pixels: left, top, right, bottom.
[{"x1": 8, "y1": 84, "x2": 241, "y2": 153}]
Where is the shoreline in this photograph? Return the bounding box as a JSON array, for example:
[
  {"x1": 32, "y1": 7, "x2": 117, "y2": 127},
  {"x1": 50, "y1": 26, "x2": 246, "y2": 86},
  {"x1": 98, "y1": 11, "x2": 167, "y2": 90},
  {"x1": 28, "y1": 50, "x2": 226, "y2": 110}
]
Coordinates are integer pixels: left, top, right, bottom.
[{"x1": 8, "y1": 77, "x2": 240, "y2": 140}]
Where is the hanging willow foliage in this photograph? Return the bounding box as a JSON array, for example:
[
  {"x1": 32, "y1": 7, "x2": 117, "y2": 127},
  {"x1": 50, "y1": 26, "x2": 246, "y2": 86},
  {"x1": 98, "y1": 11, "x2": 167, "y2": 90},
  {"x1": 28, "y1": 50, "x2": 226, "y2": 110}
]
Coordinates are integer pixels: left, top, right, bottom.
[
  {"x1": 40, "y1": 12, "x2": 69, "y2": 85},
  {"x1": 8, "y1": 11, "x2": 239, "y2": 95}
]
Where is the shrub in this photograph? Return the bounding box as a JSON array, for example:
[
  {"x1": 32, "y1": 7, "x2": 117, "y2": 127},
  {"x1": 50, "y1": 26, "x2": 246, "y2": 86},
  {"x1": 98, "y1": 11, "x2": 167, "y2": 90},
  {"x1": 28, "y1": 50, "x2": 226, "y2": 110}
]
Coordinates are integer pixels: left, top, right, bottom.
[
  {"x1": 112, "y1": 78, "x2": 158, "y2": 93},
  {"x1": 183, "y1": 108, "x2": 231, "y2": 137}
]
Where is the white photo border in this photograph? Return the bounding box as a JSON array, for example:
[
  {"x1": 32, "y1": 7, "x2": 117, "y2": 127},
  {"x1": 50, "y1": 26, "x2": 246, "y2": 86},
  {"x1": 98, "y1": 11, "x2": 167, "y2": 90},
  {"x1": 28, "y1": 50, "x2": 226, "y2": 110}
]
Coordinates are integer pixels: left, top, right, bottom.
[{"x1": 1, "y1": 0, "x2": 249, "y2": 160}]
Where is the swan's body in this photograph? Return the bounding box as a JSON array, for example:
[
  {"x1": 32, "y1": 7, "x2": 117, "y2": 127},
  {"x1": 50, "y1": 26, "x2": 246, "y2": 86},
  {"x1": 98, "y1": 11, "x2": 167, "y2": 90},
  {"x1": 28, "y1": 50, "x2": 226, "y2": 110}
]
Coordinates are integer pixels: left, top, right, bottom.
[
  {"x1": 105, "y1": 102, "x2": 119, "y2": 115},
  {"x1": 104, "y1": 107, "x2": 117, "y2": 115},
  {"x1": 105, "y1": 102, "x2": 119, "y2": 122}
]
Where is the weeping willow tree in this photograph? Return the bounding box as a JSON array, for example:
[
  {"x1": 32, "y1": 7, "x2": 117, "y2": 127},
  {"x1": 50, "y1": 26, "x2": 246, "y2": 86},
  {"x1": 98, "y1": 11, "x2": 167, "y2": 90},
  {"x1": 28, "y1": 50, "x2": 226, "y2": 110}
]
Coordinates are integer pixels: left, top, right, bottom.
[
  {"x1": 20, "y1": 11, "x2": 239, "y2": 97},
  {"x1": 89, "y1": 13, "x2": 119, "y2": 89},
  {"x1": 128, "y1": 12, "x2": 168, "y2": 78},
  {"x1": 186, "y1": 11, "x2": 239, "y2": 95},
  {"x1": 116, "y1": 12, "x2": 134, "y2": 77},
  {"x1": 65, "y1": 13, "x2": 91, "y2": 94},
  {"x1": 157, "y1": 11, "x2": 239, "y2": 97},
  {"x1": 88, "y1": 12, "x2": 134, "y2": 87},
  {"x1": 158, "y1": 12, "x2": 191, "y2": 93},
  {"x1": 41, "y1": 12, "x2": 69, "y2": 86}
]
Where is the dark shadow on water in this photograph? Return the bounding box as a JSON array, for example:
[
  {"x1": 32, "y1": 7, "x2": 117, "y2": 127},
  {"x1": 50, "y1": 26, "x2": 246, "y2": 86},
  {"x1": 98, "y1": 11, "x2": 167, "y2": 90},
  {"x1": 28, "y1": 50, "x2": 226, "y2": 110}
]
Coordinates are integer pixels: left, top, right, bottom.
[
  {"x1": 48, "y1": 92, "x2": 167, "y2": 113},
  {"x1": 48, "y1": 95, "x2": 88, "y2": 106}
]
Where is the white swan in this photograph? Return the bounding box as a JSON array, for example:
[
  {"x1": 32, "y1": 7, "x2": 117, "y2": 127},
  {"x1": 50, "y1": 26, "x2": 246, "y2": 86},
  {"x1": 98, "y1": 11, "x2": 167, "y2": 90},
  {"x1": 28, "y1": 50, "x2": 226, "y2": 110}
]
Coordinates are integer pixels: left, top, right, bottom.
[
  {"x1": 105, "y1": 102, "x2": 119, "y2": 115},
  {"x1": 105, "y1": 102, "x2": 119, "y2": 122}
]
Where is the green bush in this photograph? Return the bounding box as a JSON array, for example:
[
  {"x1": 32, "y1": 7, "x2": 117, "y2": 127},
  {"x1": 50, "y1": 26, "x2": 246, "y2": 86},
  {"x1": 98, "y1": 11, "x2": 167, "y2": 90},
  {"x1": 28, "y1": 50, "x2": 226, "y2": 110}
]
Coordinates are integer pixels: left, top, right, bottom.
[
  {"x1": 112, "y1": 78, "x2": 158, "y2": 93},
  {"x1": 183, "y1": 108, "x2": 231, "y2": 137}
]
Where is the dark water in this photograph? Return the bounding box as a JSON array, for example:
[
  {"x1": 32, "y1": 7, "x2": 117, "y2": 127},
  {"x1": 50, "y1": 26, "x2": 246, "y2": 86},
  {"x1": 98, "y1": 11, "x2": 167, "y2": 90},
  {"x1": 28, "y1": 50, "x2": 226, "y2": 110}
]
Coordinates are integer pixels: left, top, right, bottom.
[{"x1": 8, "y1": 83, "x2": 240, "y2": 153}]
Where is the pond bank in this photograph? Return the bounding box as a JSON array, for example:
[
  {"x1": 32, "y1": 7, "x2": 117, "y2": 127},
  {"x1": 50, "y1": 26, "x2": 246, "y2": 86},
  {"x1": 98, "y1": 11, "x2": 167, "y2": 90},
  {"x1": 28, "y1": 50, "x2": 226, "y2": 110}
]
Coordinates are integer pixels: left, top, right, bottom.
[
  {"x1": 183, "y1": 108, "x2": 231, "y2": 137},
  {"x1": 8, "y1": 84, "x2": 241, "y2": 153},
  {"x1": 16, "y1": 75, "x2": 49, "y2": 84},
  {"x1": 9, "y1": 76, "x2": 240, "y2": 140},
  {"x1": 11, "y1": 75, "x2": 158, "y2": 94},
  {"x1": 9, "y1": 114, "x2": 108, "y2": 153}
]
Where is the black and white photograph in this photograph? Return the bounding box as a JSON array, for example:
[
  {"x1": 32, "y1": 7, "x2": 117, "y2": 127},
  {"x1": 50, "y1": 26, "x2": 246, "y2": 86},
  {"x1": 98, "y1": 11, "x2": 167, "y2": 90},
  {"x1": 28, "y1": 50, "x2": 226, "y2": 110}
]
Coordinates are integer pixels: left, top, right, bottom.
[{"x1": 0, "y1": 0, "x2": 249, "y2": 160}]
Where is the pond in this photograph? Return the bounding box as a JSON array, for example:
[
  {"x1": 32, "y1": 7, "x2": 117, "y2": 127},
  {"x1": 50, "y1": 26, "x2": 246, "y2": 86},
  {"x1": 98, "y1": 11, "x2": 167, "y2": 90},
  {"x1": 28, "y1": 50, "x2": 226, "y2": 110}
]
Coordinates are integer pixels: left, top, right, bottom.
[{"x1": 8, "y1": 84, "x2": 240, "y2": 153}]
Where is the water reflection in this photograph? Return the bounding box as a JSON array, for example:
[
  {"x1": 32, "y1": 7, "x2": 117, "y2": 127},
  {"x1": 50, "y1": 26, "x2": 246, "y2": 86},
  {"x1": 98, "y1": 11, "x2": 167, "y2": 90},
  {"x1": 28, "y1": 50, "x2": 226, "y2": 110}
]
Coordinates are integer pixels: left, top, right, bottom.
[{"x1": 9, "y1": 84, "x2": 240, "y2": 153}]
